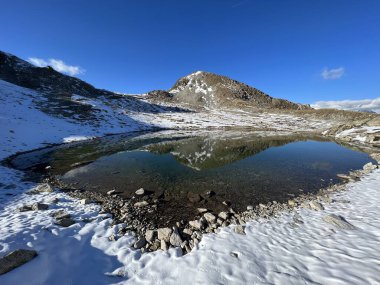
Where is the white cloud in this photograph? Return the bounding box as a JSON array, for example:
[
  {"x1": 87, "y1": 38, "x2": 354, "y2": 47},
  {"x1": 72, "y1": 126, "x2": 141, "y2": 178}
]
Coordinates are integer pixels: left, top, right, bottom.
[
  {"x1": 28, "y1": 57, "x2": 85, "y2": 76},
  {"x1": 321, "y1": 67, "x2": 345, "y2": 80},
  {"x1": 311, "y1": 97, "x2": 380, "y2": 113}
]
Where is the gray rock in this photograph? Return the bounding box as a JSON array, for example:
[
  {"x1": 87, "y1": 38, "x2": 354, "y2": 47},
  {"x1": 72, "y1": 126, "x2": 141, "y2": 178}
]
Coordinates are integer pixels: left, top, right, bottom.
[
  {"x1": 309, "y1": 201, "x2": 324, "y2": 211},
  {"x1": 169, "y1": 228, "x2": 183, "y2": 247},
  {"x1": 288, "y1": 200, "x2": 296, "y2": 207},
  {"x1": 189, "y1": 220, "x2": 203, "y2": 230},
  {"x1": 32, "y1": 203, "x2": 49, "y2": 211},
  {"x1": 134, "y1": 201, "x2": 149, "y2": 207},
  {"x1": 80, "y1": 199, "x2": 92, "y2": 205},
  {"x1": 54, "y1": 217, "x2": 75, "y2": 227},
  {"x1": 135, "y1": 188, "x2": 145, "y2": 196},
  {"x1": 218, "y1": 211, "x2": 229, "y2": 220},
  {"x1": 234, "y1": 225, "x2": 246, "y2": 235},
  {"x1": 182, "y1": 228, "x2": 193, "y2": 236},
  {"x1": 0, "y1": 249, "x2": 38, "y2": 275},
  {"x1": 51, "y1": 210, "x2": 70, "y2": 220},
  {"x1": 107, "y1": 189, "x2": 116, "y2": 195},
  {"x1": 35, "y1": 183, "x2": 54, "y2": 193},
  {"x1": 203, "y1": 212, "x2": 216, "y2": 224},
  {"x1": 157, "y1": 227, "x2": 172, "y2": 242},
  {"x1": 247, "y1": 205, "x2": 254, "y2": 211},
  {"x1": 145, "y1": 230, "x2": 156, "y2": 243},
  {"x1": 18, "y1": 205, "x2": 32, "y2": 212},
  {"x1": 363, "y1": 162, "x2": 377, "y2": 171},
  {"x1": 134, "y1": 237, "x2": 146, "y2": 249},
  {"x1": 323, "y1": 214, "x2": 355, "y2": 230}
]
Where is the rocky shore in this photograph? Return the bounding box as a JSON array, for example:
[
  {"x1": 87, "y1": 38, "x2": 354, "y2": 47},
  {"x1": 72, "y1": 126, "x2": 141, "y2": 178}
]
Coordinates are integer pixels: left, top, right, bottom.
[{"x1": 20, "y1": 156, "x2": 377, "y2": 256}]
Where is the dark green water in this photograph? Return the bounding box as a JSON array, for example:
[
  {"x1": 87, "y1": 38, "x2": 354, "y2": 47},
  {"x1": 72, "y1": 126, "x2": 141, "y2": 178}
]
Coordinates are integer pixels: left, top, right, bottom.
[{"x1": 8, "y1": 131, "x2": 371, "y2": 212}]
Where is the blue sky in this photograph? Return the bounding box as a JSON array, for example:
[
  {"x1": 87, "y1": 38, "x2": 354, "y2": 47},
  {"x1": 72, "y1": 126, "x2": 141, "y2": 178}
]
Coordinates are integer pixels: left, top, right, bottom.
[{"x1": 1, "y1": 0, "x2": 379, "y2": 104}]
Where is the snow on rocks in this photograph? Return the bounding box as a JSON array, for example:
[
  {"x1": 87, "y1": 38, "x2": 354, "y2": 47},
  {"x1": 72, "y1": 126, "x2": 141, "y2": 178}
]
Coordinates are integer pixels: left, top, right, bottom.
[{"x1": 323, "y1": 214, "x2": 356, "y2": 230}]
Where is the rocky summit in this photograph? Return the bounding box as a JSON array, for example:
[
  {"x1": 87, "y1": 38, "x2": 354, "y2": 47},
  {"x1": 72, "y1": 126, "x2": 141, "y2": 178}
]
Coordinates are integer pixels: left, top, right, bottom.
[{"x1": 147, "y1": 71, "x2": 312, "y2": 110}]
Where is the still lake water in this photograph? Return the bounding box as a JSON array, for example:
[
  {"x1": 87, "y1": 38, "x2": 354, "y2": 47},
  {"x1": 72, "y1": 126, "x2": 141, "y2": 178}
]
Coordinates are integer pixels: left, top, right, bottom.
[{"x1": 9, "y1": 131, "x2": 375, "y2": 213}]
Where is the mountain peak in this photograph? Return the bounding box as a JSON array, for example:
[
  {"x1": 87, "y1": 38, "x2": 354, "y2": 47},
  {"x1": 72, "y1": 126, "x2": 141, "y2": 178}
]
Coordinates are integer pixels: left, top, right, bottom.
[{"x1": 167, "y1": 71, "x2": 311, "y2": 110}]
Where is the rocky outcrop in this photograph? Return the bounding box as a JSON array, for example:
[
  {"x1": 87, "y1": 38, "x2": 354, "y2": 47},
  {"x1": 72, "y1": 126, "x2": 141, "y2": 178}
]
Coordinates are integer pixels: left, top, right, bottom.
[
  {"x1": 0, "y1": 249, "x2": 37, "y2": 275},
  {"x1": 165, "y1": 71, "x2": 311, "y2": 110}
]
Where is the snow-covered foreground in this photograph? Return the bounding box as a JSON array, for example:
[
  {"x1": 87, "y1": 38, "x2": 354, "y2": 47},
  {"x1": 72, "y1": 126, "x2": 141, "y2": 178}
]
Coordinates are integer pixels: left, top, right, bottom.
[
  {"x1": 1, "y1": 78, "x2": 380, "y2": 284},
  {"x1": 1, "y1": 165, "x2": 379, "y2": 284}
]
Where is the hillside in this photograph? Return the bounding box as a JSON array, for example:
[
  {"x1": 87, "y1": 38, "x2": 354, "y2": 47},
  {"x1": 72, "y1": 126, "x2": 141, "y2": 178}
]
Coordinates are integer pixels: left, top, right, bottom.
[{"x1": 147, "y1": 71, "x2": 311, "y2": 110}]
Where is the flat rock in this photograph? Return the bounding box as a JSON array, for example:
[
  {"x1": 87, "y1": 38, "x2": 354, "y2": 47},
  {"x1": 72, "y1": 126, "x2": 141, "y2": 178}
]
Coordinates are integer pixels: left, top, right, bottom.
[
  {"x1": 32, "y1": 203, "x2": 49, "y2": 211},
  {"x1": 0, "y1": 249, "x2": 37, "y2": 275},
  {"x1": 309, "y1": 201, "x2": 324, "y2": 211},
  {"x1": 134, "y1": 201, "x2": 149, "y2": 207},
  {"x1": 54, "y1": 217, "x2": 76, "y2": 227},
  {"x1": 246, "y1": 205, "x2": 254, "y2": 211},
  {"x1": 157, "y1": 227, "x2": 172, "y2": 242},
  {"x1": 107, "y1": 189, "x2": 116, "y2": 195},
  {"x1": 169, "y1": 228, "x2": 183, "y2": 247},
  {"x1": 135, "y1": 188, "x2": 145, "y2": 195},
  {"x1": 323, "y1": 214, "x2": 356, "y2": 230}
]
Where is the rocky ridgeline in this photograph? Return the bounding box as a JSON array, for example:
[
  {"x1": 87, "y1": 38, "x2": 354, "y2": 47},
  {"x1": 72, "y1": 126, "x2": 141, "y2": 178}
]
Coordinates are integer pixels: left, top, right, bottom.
[{"x1": 44, "y1": 161, "x2": 379, "y2": 255}]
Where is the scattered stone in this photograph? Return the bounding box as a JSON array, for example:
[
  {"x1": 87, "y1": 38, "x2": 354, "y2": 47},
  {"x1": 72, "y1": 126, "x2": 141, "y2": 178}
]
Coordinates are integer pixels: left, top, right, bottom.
[
  {"x1": 169, "y1": 228, "x2": 183, "y2": 247},
  {"x1": 183, "y1": 228, "x2": 193, "y2": 236},
  {"x1": 218, "y1": 211, "x2": 229, "y2": 220},
  {"x1": 51, "y1": 210, "x2": 70, "y2": 220},
  {"x1": 197, "y1": 208, "x2": 208, "y2": 213},
  {"x1": 189, "y1": 220, "x2": 203, "y2": 230},
  {"x1": 157, "y1": 227, "x2": 172, "y2": 242},
  {"x1": 54, "y1": 217, "x2": 75, "y2": 227},
  {"x1": 187, "y1": 192, "x2": 202, "y2": 203},
  {"x1": 323, "y1": 214, "x2": 355, "y2": 230},
  {"x1": 247, "y1": 205, "x2": 254, "y2": 211},
  {"x1": 80, "y1": 199, "x2": 92, "y2": 205},
  {"x1": 18, "y1": 205, "x2": 32, "y2": 212},
  {"x1": 145, "y1": 230, "x2": 156, "y2": 243},
  {"x1": 234, "y1": 225, "x2": 246, "y2": 235},
  {"x1": 230, "y1": 252, "x2": 238, "y2": 258},
  {"x1": 288, "y1": 200, "x2": 296, "y2": 207},
  {"x1": 135, "y1": 188, "x2": 145, "y2": 196},
  {"x1": 32, "y1": 202, "x2": 49, "y2": 211},
  {"x1": 134, "y1": 237, "x2": 146, "y2": 249},
  {"x1": 107, "y1": 189, "x2": 116, "y2": 195},
  {"x1": 35, "y1": 183, "x2": 54, "y2": 193},
  {"x1": 134, "y1": 201, "x2": 149, "y2": 207},
  {"x1": 222, "y1": 201, "x2": 231, "y2": 206},
  {"x1": 160, "y1": 240, "x2": 168, "y2": 251},
  {"x1": 0, "y1": 249, "x2": 38, "y2": 275},
  {"x1": 363, "y1": 162, "x2": 377, "y2": 171},
  {"x1": 203, "y1": 212, "x2": 216, "y2": 224},
  {"x1": 309, "y1": 201, "x2": 324, "y2": 211}
]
